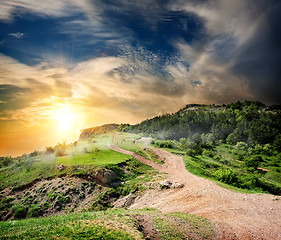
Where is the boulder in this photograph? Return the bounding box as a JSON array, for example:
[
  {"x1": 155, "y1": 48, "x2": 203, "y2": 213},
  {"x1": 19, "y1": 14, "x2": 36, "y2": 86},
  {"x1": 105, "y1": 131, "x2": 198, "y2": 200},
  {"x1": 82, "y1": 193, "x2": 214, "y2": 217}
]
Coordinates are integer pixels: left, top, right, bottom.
[{"x1": 95, "y1": 169, "x2": 117, "y2": 184}]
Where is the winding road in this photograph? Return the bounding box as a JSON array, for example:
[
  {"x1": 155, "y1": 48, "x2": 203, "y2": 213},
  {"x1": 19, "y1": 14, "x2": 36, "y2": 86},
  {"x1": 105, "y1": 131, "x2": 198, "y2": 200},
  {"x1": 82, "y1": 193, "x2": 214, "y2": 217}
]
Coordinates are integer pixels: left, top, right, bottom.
[{"x1": 109, "y1": 133, "x2": 281, "y2": 240}]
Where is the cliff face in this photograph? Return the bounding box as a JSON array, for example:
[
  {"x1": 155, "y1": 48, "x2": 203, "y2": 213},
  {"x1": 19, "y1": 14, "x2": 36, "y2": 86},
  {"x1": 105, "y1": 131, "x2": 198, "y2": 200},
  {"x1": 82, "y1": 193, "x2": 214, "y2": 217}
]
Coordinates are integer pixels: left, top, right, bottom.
[{"x1": 79, "y1": 124, "x2": 119, "y2": 140}]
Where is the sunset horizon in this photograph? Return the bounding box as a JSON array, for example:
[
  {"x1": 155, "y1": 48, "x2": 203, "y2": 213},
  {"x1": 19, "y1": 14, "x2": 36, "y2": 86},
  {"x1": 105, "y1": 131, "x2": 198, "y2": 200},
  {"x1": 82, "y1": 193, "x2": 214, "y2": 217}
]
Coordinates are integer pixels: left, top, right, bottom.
[{"x1": 1, "y1": 0, "x2": 281, "y2": 156}]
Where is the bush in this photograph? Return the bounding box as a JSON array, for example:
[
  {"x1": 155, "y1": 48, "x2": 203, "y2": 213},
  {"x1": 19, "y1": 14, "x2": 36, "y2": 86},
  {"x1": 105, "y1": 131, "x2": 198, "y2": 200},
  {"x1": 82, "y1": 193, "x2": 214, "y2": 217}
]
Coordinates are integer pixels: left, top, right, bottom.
[
  {"x1": 0, "y1": 197, "x2": 14, "y2": 211},
  {"x1": 186, "y1": 143, "x2": 203, "y2": 156},
  {"x1": 240, "y1": 174, "x2": 260, "y2": 190},
  {"x1": 214, "y1": 168, "x2": 238, "y2": 184},
  {"x1": 235, "y1": 142, "x2": 248, "y2": 150},
  {"x1": 45, "y1": 147, "x2": 55, "y2": 154},
  {"x1": 28, "y1": 204, "x2": 43, "y2": 218},
  {"x1": 186, "y1": 149, "x2": 197, "y2": 157},
  {"x1": 202, "y1": 149, "x2": 214, "y2": 157},
  {"x1": 92, "y1": 188, "x2": 120, "y2": 211},
  {"x1": 244, "y1": 155, "x2": 263, "y2": 170},
  {"x1": 11, "y1": 205, "x2": 27, "y2": 219},
  {"x1": 273, "y1": 134, "x2": 281, "y2": 152},
  {"x1": 29, "y1": 150, "x2": 40, "y2": 157},
  {"x1": 0, "y1": 157, "x2": 13, "y2": 167},
  {"x1": 154, "y1": 140, "x2": 176, "y2": 149},
  {"x1": 237, "y1": 153, "x2": 244, "y2": 161}
]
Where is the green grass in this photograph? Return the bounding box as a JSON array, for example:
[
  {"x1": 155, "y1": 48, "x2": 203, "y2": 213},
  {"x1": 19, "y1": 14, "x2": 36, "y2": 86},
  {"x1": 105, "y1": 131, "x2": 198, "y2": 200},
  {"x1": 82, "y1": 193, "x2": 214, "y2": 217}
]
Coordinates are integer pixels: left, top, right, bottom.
[
  {"x1": 0, "y1": 155, "x2": 56, "y2": 191},
  {"x1": 56, "y1": 150, "x2": 128, "y2": 167},
  {"x1": 115, "y1": 133, "x2": 144, "y2": 152},
  {"x1": 0, "y1": 132, "x2": 141, "y2": 190},
  {"x1": 145, "y1": 149, "x2": 164, "y2": 164},
  {"x1": 163, "y1": 143, "x2": 281, "y2": 195},
  {"x1": 0, "y1": 210, "x2": 141, "y2": 240},
  {"x1": 0, "y1": 208, "x2": 215, "y2": 240}
]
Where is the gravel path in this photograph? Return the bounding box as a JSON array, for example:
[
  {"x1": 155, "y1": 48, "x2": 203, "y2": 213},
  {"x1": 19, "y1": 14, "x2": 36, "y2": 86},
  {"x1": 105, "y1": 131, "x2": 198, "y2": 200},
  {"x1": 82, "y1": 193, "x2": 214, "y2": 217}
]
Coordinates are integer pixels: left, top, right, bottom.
[{"x1": 109, "y1": 133, "x2": 281, "y2": 240}]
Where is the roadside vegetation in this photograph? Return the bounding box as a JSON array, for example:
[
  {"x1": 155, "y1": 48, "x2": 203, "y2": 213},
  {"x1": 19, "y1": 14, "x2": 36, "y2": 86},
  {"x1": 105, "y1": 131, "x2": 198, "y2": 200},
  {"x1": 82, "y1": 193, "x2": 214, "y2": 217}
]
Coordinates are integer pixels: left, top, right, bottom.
[{"x1": 122, "y1": 101, "x2": 281, "y2": 194}]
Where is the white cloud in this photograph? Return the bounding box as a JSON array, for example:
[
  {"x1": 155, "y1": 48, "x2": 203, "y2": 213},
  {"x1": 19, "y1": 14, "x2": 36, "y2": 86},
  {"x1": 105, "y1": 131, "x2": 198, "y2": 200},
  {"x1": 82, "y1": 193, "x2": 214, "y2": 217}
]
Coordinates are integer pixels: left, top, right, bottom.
[
  {"x1": 0, "y1": 0, "x2": 80, "y2": 21},
  {"x1": 8, "y1": 32, "x2": 24, "y2": 38}
]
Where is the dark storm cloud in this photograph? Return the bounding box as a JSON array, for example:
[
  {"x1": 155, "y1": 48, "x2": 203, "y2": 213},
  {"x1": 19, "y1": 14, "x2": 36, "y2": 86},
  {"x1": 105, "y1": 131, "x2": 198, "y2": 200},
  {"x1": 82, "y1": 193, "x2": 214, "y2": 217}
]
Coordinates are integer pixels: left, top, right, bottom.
[{"x1": 231, "y1": 0, "x2": 281, "y2": 104}]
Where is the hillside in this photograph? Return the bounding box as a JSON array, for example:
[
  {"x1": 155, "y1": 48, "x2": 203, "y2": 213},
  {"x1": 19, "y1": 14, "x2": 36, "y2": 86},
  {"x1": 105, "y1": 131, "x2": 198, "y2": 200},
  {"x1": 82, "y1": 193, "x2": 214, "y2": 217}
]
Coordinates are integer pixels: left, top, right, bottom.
[
  {"x1": 120, "y1": 101, "x2": 281, "y2": 195},
  {"x1": 0, "y1": 131, "x2": 217, "y2": 239},
  {"x1": 79, "y1": 124, "x2": 119, "y2": 140},
  {"x1": 0, "y1": 101, "x2": 281, "y2": 239},
  {"x1": 122, "y1": 101, "x2": 281, "y2": 145}
]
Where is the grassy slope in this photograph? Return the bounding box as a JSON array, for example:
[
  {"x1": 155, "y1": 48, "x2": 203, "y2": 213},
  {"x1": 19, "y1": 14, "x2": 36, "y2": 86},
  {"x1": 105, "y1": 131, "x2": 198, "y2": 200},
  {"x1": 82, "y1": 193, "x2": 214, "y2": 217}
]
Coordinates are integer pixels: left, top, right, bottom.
[
  {"x1": 0, "y1": 208, "x2": 215, "y2": 240},
  {"x1": 115, "y1": 133, "x2": 144, "y2": 152},
  {"x1": 0, "y1": 133, "x2": 129, "y2": 191},
  {"x1": 168, "y1": 144, "x2": 281, "y2": 194},
  {"x1": 0, "y1": 132, "x2": 217, "y2": 239}
]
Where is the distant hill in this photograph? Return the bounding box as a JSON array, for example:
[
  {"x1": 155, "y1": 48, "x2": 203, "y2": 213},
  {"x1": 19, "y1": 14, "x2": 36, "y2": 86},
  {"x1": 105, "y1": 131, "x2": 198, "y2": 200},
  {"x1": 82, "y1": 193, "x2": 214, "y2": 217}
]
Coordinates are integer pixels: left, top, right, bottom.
[
  {"x1": 79, "y1": 124, "x2": 119, "y2": 140},
  {"x1": 121, "y1": 101, "x2": 281, "y2": 146}
]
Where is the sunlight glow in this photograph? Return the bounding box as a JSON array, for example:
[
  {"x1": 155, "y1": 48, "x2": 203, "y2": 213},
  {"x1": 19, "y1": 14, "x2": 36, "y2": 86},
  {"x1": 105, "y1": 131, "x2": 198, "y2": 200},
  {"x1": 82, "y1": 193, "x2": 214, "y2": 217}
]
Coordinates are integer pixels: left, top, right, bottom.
[
  {"x1": 51, "y1": 104, "x2": 76, "y2": 132},
  {"x1": 57, "y1": 107, "x2": 74, "y2": 131}
]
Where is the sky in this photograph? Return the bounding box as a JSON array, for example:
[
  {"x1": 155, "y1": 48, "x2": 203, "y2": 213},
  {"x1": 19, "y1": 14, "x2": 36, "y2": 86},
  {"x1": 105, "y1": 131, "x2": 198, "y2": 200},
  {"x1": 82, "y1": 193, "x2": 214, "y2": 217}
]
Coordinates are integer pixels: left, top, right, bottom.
[{"x1": 0, "y1": 0, "x2": 281, "y2": 156}]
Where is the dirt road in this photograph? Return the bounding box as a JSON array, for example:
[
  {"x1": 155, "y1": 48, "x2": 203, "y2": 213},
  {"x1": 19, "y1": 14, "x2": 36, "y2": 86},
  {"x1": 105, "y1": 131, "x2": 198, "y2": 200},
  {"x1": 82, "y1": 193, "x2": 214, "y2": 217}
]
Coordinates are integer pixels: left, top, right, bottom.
[{"x1": 109, "y1": 133, "x2": 281, "y2": 240}]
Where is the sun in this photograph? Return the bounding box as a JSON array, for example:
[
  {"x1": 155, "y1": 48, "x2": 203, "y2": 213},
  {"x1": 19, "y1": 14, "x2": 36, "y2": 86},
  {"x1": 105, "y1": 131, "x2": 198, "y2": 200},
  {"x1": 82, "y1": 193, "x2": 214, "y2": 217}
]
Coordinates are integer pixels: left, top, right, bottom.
[
  {"x1": 57, "y1": 108, "x2": 74, "y2": 131},
  {"x1": 53, "y1": 105, "x2": 75, "y2": 132}
]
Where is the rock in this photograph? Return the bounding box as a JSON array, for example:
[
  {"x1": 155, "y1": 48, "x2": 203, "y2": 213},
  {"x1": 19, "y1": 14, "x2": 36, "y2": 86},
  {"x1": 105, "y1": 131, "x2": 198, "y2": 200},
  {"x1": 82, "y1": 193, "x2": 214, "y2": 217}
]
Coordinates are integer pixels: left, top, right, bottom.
[
  {"x1": 114, "y1": 193, "x2": 137, "y2": 208},
  {"x1": 171, "y1": 182, "x2": 185, "y2": 189},
  {"x1": 160, "y1": 180, "x2": 172, "y2": 189},
  {"x1": 95, "y1": 169, "x2": 117, "y2": 184}
]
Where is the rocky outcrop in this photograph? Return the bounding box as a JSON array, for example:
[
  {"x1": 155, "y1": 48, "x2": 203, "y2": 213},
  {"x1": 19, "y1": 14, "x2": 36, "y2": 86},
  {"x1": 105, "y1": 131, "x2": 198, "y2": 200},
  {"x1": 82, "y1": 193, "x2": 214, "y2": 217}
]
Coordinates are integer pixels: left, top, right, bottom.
[
  {"x1": 79, "y1": 124, "x2": 119, "y2": 140},
  {"x1": 114, "y1": 193, "x2": 138, "y2": 208},
  {"x1": 95, "y1": 169, "x2": 117, "y2": 184}
]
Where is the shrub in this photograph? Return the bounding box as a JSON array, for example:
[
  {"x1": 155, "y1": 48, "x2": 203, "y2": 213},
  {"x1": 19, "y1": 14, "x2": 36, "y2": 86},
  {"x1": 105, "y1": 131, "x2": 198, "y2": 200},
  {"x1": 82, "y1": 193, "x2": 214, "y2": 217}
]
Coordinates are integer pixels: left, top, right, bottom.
[
  {"x1": 244, "y1": 155, "x2": 263, "y2": 170},
  {"x1": 186, "y1": 149, "x2": 197, "y2": 157},
  {"x1": 186, "y1": 143, "x2": 203, "y2": 156},
  {"x1": 0, "y1": 157, "x2": 13, "y2": 167},
  {"x1": 29, "y1": 150, "x2": 40, "y2": 157},
  {"x1": 0, "y1": 197, "x2": 14, "y2": 211},
  {"x1": 213, "y1": 155, "x2": 221, "y2": 161},
  {"x1": 11, "y1": 205, "x2": 27, "y2": 219},
  {"x1": 237, "y1": 153, "x2": 244, "y2": 161},
  {"x1": 213, "y1": 168, "x2": 238, "y2": 184},
  {"x1": 235, "y1": 142, "x2": 248, "y2": 150},
  {"x1": 28, "y1": 204, "x2": 43, "y2": 218},
  {"x1": 273, "y1": 134, "x2": 281, "y2": 152},
  {"x1": 92, "y1": 188, "x2": 120, "y2": 211},
  {"x1": 45, "y1": 147, "x2": 55, "y2": 154},
  {"x1": 154, "y1": 140, "x2": 176, "y2": 149},
  {"x1": 202, "y1": 149, "x2": 214, "y2": 157},
  {"x1": 55, "y1": 142, "x2": 67, "y2": 156}
]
